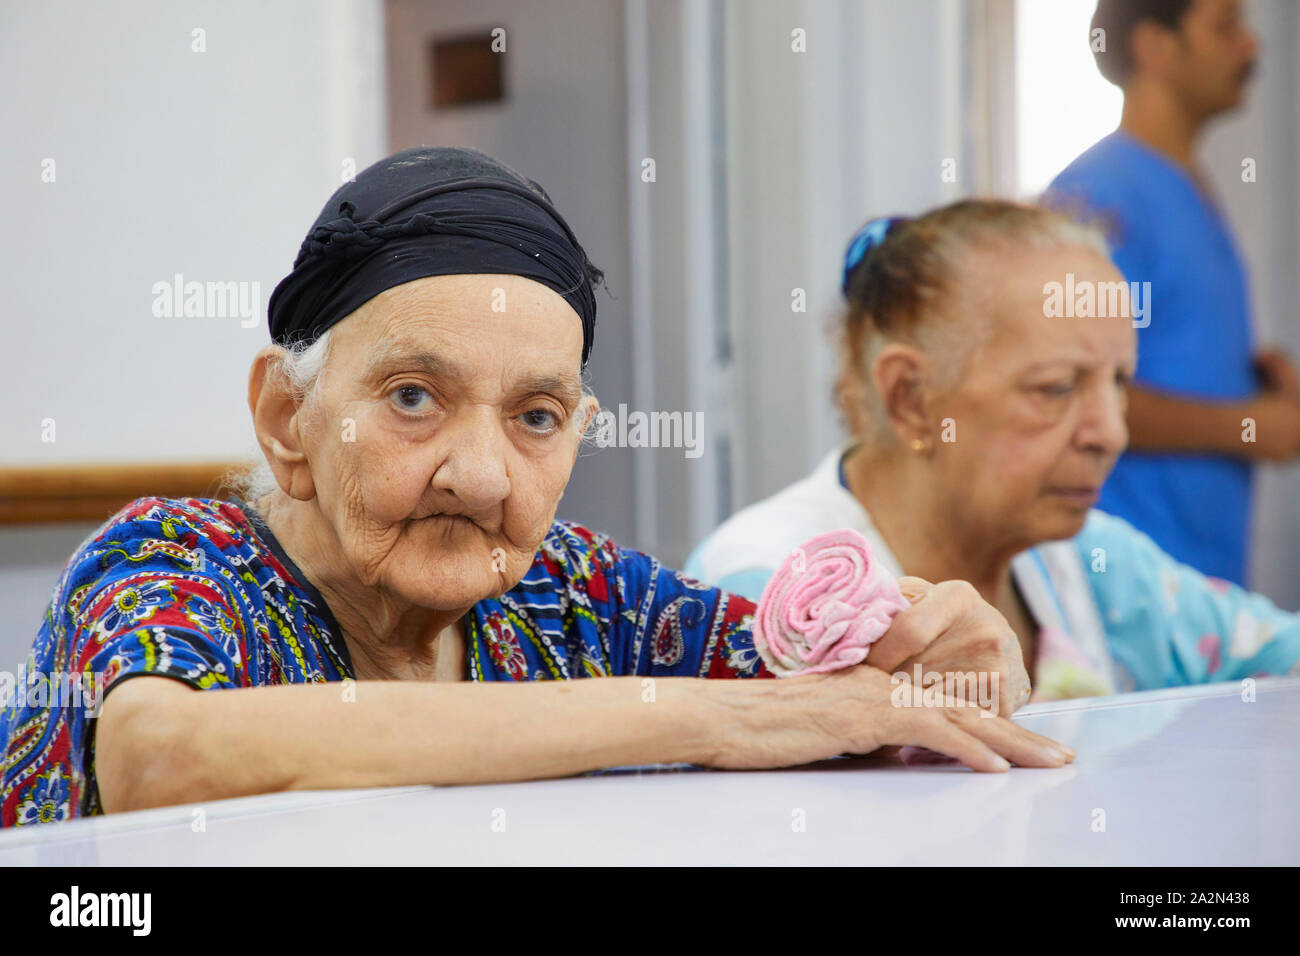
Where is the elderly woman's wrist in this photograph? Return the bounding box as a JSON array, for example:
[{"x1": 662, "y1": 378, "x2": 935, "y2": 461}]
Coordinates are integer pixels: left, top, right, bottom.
[{"x1": 683, "y1": 677, "x2": 803, "y2": 766}]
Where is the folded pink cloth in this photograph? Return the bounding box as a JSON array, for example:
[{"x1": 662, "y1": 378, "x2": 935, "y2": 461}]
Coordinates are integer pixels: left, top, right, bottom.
[{"x1": 752, "y1": 528, "x2": 911, "y2": 678}]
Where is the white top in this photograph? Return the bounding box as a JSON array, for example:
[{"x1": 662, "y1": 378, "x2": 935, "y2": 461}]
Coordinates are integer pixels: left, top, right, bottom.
[{"x1": 684, "y1": 443, "x2": 1119, "y2": 695}]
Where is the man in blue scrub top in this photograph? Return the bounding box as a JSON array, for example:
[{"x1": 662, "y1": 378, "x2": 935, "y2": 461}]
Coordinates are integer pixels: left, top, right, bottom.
[{"x1": 1047, "y1": 0, "x2": 1300, "y2": 586}]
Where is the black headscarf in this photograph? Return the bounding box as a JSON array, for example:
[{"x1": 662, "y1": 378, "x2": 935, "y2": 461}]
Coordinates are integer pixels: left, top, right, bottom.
[{"x1": 267, "y1": 146, "x2": 604, "y2": 365}]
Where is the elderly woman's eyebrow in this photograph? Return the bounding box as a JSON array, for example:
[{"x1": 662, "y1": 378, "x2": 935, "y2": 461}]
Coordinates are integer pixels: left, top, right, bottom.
[
  {"x1": 365, "y1": 347, "x2": 581, "y2": 402},
  {"x1": 515, "y1": 373, "x2": 583, "y2": 404},
  {"x1": 1020, "y1": 354, "x2": 1090, "y2": 372},
  {"x1": 365, "y1": 346, "x2": 457, "y2": 380}
]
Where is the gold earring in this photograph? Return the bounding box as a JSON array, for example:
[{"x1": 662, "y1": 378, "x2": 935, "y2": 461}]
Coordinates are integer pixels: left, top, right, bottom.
[{"x1": 909, "y1": 438, "x2": 926, "y2": 453}]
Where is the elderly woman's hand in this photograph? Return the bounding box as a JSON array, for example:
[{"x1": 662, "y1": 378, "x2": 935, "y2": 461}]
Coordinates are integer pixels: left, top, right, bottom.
[
  {"x1": 705, "y1": 664, "x2": 1070, "y2": 772},
  {"x1": 865, "y1": 576, "x2": 1031, "y2": 717}
]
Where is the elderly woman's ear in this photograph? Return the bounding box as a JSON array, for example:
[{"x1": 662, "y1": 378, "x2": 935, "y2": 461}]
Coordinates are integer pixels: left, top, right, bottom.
[
  {"x1": 571, "y1": 394, "x2": 602, "y2": 445},
  {"x1": 248, "y1": 345, "x2": 317, "y2": 501},
  {"x1": 872, "y1": 342, "x2": 934, "y2": 448}
]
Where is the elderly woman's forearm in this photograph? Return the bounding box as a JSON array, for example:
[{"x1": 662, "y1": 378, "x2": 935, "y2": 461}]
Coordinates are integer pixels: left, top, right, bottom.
[{"x1": 100, "y1": 676, "x2": 733, "y2": 810}]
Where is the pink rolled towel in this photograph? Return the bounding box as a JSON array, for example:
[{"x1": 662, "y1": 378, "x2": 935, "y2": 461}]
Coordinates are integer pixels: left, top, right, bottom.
[{"x1": 752, "y1": 528, "x2": 911, "y2": 678}]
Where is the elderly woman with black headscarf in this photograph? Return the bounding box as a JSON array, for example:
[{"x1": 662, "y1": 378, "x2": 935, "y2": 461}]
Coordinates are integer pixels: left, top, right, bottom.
[{"x1": 0, "y1": 148, "x2": 1070, "y2": 825}]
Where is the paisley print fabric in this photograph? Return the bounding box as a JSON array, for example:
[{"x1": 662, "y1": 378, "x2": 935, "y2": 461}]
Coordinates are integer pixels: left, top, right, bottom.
[{"x1": 0, "y1": 497, "x2": 770, "y2": 826}]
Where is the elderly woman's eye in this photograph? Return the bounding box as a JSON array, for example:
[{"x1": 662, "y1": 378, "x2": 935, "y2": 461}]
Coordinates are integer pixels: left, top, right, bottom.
[
  {"x1": 521, "y1": 408, "x2": 559, "y2": 432},
  {"x1": 1037, "y1": 382, "x2": 1075, "y2": 397},
  {"x1": 391, "y1": 385, "x2": 434, "y2": 412}
]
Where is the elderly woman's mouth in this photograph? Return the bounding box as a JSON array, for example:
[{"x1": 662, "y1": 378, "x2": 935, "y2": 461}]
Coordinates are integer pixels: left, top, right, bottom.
[
  {"x1": 1046, "y1": 487, "x2": 1101, "y2": 507},
  {"x1": 424, "y1": 513, "x2": 479, "y2": 530}
]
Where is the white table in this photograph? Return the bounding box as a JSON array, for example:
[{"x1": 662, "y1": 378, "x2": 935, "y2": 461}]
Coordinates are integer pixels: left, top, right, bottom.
[{"x1": 2, "y1": 677, "x2": 1297, "y2": 865}]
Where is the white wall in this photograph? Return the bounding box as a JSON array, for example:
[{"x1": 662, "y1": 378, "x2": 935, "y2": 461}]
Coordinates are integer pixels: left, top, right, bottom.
[
  {"x1": 0, "y1": 0, "x2": 386, "y2": 667},
  {"x1": 2, "y1": 0, "x2": 385, "y2": 466},
  {"x1": 723, "y1": 0, "x2": 968, "y2": 506},
  {"x1": 629, "y1": 0, "x2": 735, "y2": 565},
  {"x1": 1206, "y1": 0, "x2": 1300, "y2": 605}
]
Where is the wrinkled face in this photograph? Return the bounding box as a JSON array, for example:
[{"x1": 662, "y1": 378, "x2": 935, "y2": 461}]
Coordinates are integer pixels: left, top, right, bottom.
[
  {"x1": 927, "y1": 244, "x2": 1137, "y2": 546},
  {"x1": 297, "y1": 273, "x2": 595, "y2": 609},
  {"x1": 1167, "y1": 0, "x2": 1257, "y2": 114}
]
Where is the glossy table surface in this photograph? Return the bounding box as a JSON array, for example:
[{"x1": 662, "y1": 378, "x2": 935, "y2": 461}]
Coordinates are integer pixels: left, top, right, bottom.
[{"x1": 3, "y1": 677, "x2": 1297, "y2": 865}]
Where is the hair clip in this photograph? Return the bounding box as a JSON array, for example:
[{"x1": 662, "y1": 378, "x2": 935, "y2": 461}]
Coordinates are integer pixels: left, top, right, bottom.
[{"x1": 841, "y1": 216, "x2": 904, "y2": 296}]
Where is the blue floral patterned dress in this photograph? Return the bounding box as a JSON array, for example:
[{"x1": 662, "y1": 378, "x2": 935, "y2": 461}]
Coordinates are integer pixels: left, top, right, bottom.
[{"x1": 0, "y1": 497, "x2": 769, "y2": 826}]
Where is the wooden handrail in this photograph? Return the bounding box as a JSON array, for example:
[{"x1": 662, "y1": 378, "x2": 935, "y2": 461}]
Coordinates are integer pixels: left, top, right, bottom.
[{"x1": 0, "y1": 462, "x2": 247, "y2": 525}]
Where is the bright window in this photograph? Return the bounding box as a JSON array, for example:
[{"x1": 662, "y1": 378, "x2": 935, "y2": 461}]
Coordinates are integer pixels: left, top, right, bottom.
[{"x1": 1015, "y1": 0, "x2": 1124, "y2": 196}]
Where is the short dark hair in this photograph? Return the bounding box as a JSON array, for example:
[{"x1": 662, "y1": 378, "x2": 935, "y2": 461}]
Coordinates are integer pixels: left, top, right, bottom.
[{"x1": 1091, "y1": 0, "x2": 1195, "y2": 86}]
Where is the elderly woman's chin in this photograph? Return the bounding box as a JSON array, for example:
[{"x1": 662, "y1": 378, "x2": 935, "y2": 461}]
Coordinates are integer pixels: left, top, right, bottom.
[
  {"x1": 387, "y1": 555, "x2": 518, "y2": 608},
  {"x1": 382, "y1": 523, "x2": 535, "y2": 607},
  {"x1": 1035, "y1": 490, "x2": 1098, "y2": 541}
]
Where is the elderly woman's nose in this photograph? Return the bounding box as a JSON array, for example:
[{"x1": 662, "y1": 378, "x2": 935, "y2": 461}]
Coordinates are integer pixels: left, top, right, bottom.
[
  {"x1": 432, "y1": 408, "x2": 512, "y2": 504},
  {"x1": 1077, "y1": 379, "x2": 1128, "y2": 453}
]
